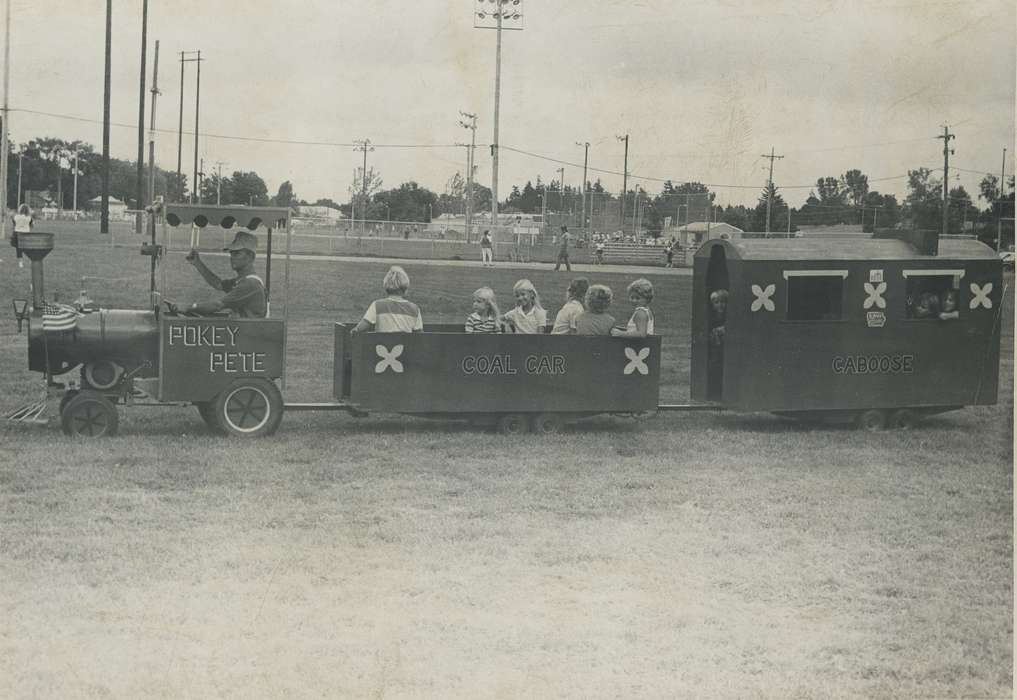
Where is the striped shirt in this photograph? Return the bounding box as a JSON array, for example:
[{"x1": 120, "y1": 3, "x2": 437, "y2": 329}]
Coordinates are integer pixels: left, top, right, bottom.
[
  {"x1": 363, "y1": 296, "x2": 423, "y2": 332},
  {"x1": 465, "y1": 312, "x2": 500, "y2": 333}
]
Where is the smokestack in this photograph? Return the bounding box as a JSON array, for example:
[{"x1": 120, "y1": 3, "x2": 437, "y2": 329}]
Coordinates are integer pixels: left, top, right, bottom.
[{"x1": 16, "y1": 233, "x2": 54, "y2": 308}]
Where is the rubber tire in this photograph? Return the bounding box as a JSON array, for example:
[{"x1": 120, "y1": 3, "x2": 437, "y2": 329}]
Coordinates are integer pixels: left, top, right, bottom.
[
  {"x1": 194, "y1": 401, "x2": 224, "y2": 434},
  {"x1": 857, "y1": 409, "x2": 887, "y2": 432},
  {"x1": 59, "y1": 390, "x2": 80, "y2": 416},
  {"x1": 530, "y1": 412, "x2": 562, "y2": 435},
  {"x1": 81, "y1": 361, "x2": 124, "y2": 391},
  {"x1": 61, "y1": 390, "x2": 119, "y2": 438},
  {"x1": 889, "y1": 408, "x2": 918, "y2": 430},
  {"x1": 211, "y1": 378, "x2": 283, "y2": 437},
  {"x1": 496, "y1": 413, "x2": 529, "y2": 436}
]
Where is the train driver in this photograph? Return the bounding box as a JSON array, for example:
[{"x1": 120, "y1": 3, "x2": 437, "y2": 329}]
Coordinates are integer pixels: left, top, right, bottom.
[{"x1": 179, "y1": 231, "x2": 267, "y2": 318}]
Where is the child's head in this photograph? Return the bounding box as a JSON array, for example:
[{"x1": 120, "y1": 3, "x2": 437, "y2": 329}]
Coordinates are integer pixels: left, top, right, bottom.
[
  {"x1": 941, "y1": 289, "x2": 958, "y2": 313},
  {"x1": 585, "y1": 284, "x2": 613, "y2": 313},
  {"x1": 383, "y1": 265, "x2": 410, "y2": 295},
  {"x1": 913, "y1": 291, "x2": 940, "y2": 318},
  {"x1": 627, "y1": 278, "x2": 654, "y2": 306},
  {"x1": 710, "y1": 289, "x2": 729, "y2": 318},
  {"x1": 513, "y1": 279, "x2": 541, "y2": 310},
  {"x1": 567, "y1": 277, "x2": 590, "y2": 303},
  {"x1": 18, "y1": 203, "x2": 29, "y2": 215},
  {"x1": 472, "y1": 287, "x2": 500, "y2": 318}
]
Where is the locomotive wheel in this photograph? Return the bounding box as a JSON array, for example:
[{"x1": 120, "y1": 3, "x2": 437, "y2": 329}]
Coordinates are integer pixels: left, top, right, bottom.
[
  {"x1": 61, "y1": 390, "x2": 119, "y2": 438},
  {"x1": 857, "y1": 409, "x2": 887, "y2": 432},
  {"x1": 496, "y1": 413, "x2": 529, "y2": 436},
  {"x1": 194, "y1": 401, "x2": 224, "y2": 434},
  {"x1": 81, "y1": 361, "x2": 124, "y2": 391},
  {"x1": 211, "y1": 378, "x2": 283, "y2": 437},
  {"x1": 59, "y1": 390, "x2": 80, "y2": 415},
  {"x1": 889, "y1": 408, "x2": 918, "y2": 430},
  {"x1": 530, "y1": 412, "x2": 562, "y2": 435}
]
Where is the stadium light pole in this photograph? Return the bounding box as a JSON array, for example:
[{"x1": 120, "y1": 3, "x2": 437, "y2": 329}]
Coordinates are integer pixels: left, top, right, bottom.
[
  {"x1": 616, "y1": 134, "x2": 628, "y2": 231},
  {"x1": 100, "y1": 0, "x2": 111, "y2": 233},
  {"x1": 134, "y1": 0, "x2": 148, "y2": 234},
  {"x1": 576, "y1": 141, "x2": 589, "y2": 233},
  {"x1": 459, "y1": 111, "x2": 477, "y2": 242},
  {"x1": 0, "y1": 0, "x2": 9, "y2": 242}
]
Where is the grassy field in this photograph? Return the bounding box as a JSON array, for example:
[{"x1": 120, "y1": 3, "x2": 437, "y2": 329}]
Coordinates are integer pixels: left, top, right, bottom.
[{"x1": 0, "y1": 225, "x2": 1012, "y2": 698}]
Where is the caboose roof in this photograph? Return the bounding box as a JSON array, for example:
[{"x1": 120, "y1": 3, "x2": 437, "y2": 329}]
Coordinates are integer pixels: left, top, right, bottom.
[
  {"x1": 695, "y1": 237, "x2": 997, "y2": 262},
  {"x1": 163, "y1": 204, "x2": 290, "y2": 229}
]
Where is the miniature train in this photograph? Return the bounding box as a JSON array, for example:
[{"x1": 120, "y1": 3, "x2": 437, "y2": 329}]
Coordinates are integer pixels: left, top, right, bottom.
[{"x1": 8, "y1": 205, "x2": 1005, "y2": 438}]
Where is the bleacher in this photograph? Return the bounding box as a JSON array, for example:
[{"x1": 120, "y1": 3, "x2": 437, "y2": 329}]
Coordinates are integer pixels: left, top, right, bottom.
[{"x1": 600, "y1": 242, "x2": 685, "y2": 267}]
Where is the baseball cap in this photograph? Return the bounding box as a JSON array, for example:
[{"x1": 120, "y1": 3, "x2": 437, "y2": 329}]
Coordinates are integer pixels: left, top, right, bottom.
[{"x1": 223, "y1": 231, "x2": 258, "y2": 253}]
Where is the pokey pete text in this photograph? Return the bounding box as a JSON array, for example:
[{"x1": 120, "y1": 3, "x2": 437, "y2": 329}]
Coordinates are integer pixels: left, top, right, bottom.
[{"x1": 167, "y1": 323, "x2": 267, "y2": 373}]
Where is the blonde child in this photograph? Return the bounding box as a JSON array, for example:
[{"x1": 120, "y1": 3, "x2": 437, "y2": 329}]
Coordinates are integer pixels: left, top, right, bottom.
[
  {"x1": 502, "y1": 279, "x2": 547, "y2": 334},
  {"x1": 551, "y1": 277, "x2": 589, "y2": 334},
  {"x1": 353, "y1": 265, "x2": 424, "y2": 333},
  {"x1": 939, "y1": 289, "x2": 959, "y2": 321},
  {"x1": 611, "y1": 278, "x2": 655, "y2": 337},
  {"x1": 465, "y1": 287, "x2": 502, "y2": 333},
  {"x1": 575, "y1": 284, "x2": 616, "y2": 335}
]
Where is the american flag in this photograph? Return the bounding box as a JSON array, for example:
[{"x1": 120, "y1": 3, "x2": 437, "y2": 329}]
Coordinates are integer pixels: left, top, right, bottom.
[{"x1": 41, "y1": 302, "x2": 81, "y2": 332}]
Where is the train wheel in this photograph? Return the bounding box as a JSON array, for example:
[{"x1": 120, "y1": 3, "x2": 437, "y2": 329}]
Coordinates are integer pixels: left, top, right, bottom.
[
  {"x1": 496, "y1": 413, "x2": 528, "y2": 436},
  {"x1": 81, "y1": 361, "x2": 124, "y2": 391},
  {"x1": 530, "y1": 412, "x2": 562, "y2": 435},
  {"x1": 857, "y1": 409, "x2": 887, "y2": 432},
  {"x1": 61, "y1": 390, "x2": 119, "y2": 438},
  {"x1": 59, "y1": 390, "x2": 80, "y2": 416},
  {"x1": 194, "y1": 401, "x2": 224, "y2": 434},
  {"x1": 211, "y1": 378, "x2": 283, "y2": 437},
  {"x1": 889, "y1": 408, "x2": 918, "y2": 430}
]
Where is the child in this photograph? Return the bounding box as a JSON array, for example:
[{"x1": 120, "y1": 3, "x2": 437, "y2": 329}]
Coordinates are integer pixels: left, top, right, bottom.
[
  {"x1": 465, "y1": 287, "x2": 501, "y2": 333},
  {"x1": 595, "y1": 240, "x2": 605, "y2": 265},
  {"x1": 664, "y1": 242, "x2": 674, "y2": 268},
  {"x1": 502, "y1": 279, "x2": 547, "y2": 334},
  {"x1": 611, "y1": 278, "x2": 655, "y2": 337},
  {"x1": 939, "y1": 289, "x2": 959, "y2": 321},
  {"x1": 551, "y1": 277, "x2": 589, "y2": 334},
  {"x1": 575, "y1": 284, "x2": 616, "y2": 335},
  {"x1": 11, "y1": 203, "x2": 32, "y2": 269},
  {"x1": 708, "y1": 289, "x2": 728, "y2": 345},
  {"x1": 911, "y1": 291, "x2": 940, "y2": 320},
  {"x1": 353, "y1": 265, "x2": 423, "y2": 332}
]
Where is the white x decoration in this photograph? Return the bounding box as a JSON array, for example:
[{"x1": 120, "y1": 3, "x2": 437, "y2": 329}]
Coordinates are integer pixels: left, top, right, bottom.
[
  {"x1": 969, "y1": 282, "x2": 992, "y2": 310},
  {"x1": 624, "y1": 347, "x2": 650, "y2": 375},
  {"x1": 751, "y1": 284, "x2": 776, "y2": 312},
  {"x1": 375, "y1": 344, "x2": 405, "y2": 373},
  {"x1": 863, "y1": 282, "x2": 887, "y2": 309}
]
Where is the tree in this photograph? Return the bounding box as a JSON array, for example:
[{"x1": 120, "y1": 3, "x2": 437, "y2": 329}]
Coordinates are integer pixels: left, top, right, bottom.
[
  {"x1": 841, "y1": 169, "x2": 869, "y2": 207},
  {"x1": 751, "y1": 182, "x2": 789, "y2": 233},
  {"x1": 370, "y1": 181, "x2": 439, "y2": 222},
  {"x1": 272, "y1": 180, "x2": 297, "y2": 208},
  {"x1": 905, "y1": 167, "x2": 942, "y2": 230},
  {"x1": 348, "y1": 166, "x2": 383, "y2": 220},
  {"x1": 230, "y1": 171, "x2": 269, "y2": 206}
]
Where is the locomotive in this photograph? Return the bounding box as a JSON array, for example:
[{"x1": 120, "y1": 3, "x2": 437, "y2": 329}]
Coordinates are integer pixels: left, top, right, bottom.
[{"x1": 8, "y1": 204, "x2": 1005, "y2": 438}]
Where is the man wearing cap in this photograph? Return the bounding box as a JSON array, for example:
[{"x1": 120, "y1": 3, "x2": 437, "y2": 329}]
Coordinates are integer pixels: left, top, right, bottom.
[{"x1": 180, "y1": 230, "x2": 267, "y2": 317}]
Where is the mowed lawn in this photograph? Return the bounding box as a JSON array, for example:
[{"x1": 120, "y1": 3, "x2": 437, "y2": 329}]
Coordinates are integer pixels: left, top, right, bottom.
[{"x1": 0, "y1": 225, "x2": 1012, "y2": 698}]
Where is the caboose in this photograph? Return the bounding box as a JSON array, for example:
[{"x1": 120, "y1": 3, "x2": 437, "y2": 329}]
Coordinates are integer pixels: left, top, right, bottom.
[{"x1": 690, "y1": 233, "x2": 1004, "y2": 428}]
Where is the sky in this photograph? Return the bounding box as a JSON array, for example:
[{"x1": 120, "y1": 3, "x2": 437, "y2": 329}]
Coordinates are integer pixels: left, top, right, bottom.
[{"x1": 3, "y1": 0, "x2": 1015, "y2": 210}]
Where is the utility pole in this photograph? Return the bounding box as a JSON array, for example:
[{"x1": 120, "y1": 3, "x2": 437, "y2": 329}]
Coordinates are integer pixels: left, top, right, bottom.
[
  {"x1": 134, "y1": 0, "x2": 148, "y2": 234},
  {"x1": 147, "y1": 40, "x2": 160, "y2": 209},
  {"x1": 72, "y1": 151, "x2": 78, "y2": 217},
  {"x1": 576, "y1": 141, "x2": 589, "y2": 234},
  {"x1": 557, "y1": 166, "x2": 565, "y2": 225},
  {"x1": 997, "y1": 147, "x2": 1007, "y2": 253},
  {"x1": 459, "y1": 111, "x2": 477, "y2": 241},
  {"x1": 100, "y1": 0, "x2": 111, "y2": 233},
  {"x1": 937, "y1": 126, "x2": 955, "y2": 243},
  {"x1": 0, "y1": 0, "x2": 9, "y2": 242},
  {"x1": 617, "y1": 134, "x2": 628, "y2": 230},
  {"x1": 197, "y1": 157, "x2": 204, "y2": 204},
  {"x1": 192, "y1": 50, "x2": 202, "y2": 205},
  {"x1": 214, "y1": 161, "x2": 225, "y2": 205},
  {"x1": 17, "y1": 151, "x2": 22, "y2": 206},
  {"x1": 761, "y1": 146, "x2": 784, "y2": 235},
  {"x1": 353, "y1": 139, "x2": 373, "y2": 232},
  {"x1": 490, "y1": 7, "x2": 503, "y2": 234},
  {"x1": 176, "y1": 52, "x2": 185, "y2": 196},
  {"x1": 176, "y1": 51, "x2": 200, "y2": 202}
]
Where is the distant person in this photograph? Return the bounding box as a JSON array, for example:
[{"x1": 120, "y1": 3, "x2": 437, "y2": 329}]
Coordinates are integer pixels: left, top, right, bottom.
[
  {"x1": 180, "y1": 230, "x2": 266, "y2": 318},
  {"x1": 480, "y1": 229, "x2": 494, "y2": 266},
  {"x1": 11, "y1": 203, "x2": 33, "y2": 269},
  {"x1": 551, "y1": 277, "x2": 589, "y2": 334},
  {"x1": 611, "y1": 278, "x2": 655, "y2": 337},
  {"x1": 502, "y1": 279, "x2": 547, "y2": 334},
  {"x1": 595, "y1": 240, "x2": 605, "y2": 265},
  {"x1": 575, "y1": 284, "x2": 616, "y2": 335},
  {"x1": 554, "y1": 225, "x2": 572, "y2": 272},
  {"x1": 354, "y1": 265, "x2": 424, "y2": 333},
  {"x1": 465, "y1": 287, "x2": 502, "y2": 333},
  {"x1": 403, "y1": 228, "x2": 410, "y2": 240},
  {"x1": 664, "y1": 241, "x2": 674, "y2": 268}
]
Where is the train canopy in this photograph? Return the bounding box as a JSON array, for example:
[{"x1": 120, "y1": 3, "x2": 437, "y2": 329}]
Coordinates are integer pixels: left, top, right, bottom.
[{"x1": 162, "y1": 204, "x2": 291, "y2": 230}]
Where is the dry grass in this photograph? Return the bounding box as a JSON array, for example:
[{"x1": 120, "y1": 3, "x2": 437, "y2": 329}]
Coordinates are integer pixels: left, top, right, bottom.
[{"x1": 0, "y1": 225, "x2": 1012, "y2": 698}]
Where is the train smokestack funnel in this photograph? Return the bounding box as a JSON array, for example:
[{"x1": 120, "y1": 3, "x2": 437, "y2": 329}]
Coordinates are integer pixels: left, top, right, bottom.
[{"x1": 16, "y1": 233, "x2": 55, "y2": 309}]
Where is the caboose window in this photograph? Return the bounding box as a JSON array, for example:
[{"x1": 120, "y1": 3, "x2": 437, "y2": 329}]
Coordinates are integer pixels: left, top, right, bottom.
[
  {"x1": 902, "y1": 270, "x2": 963, "y2": 319},
  {"x1": 783, "y1": 270, "x2": 847, "y2": 321}
]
